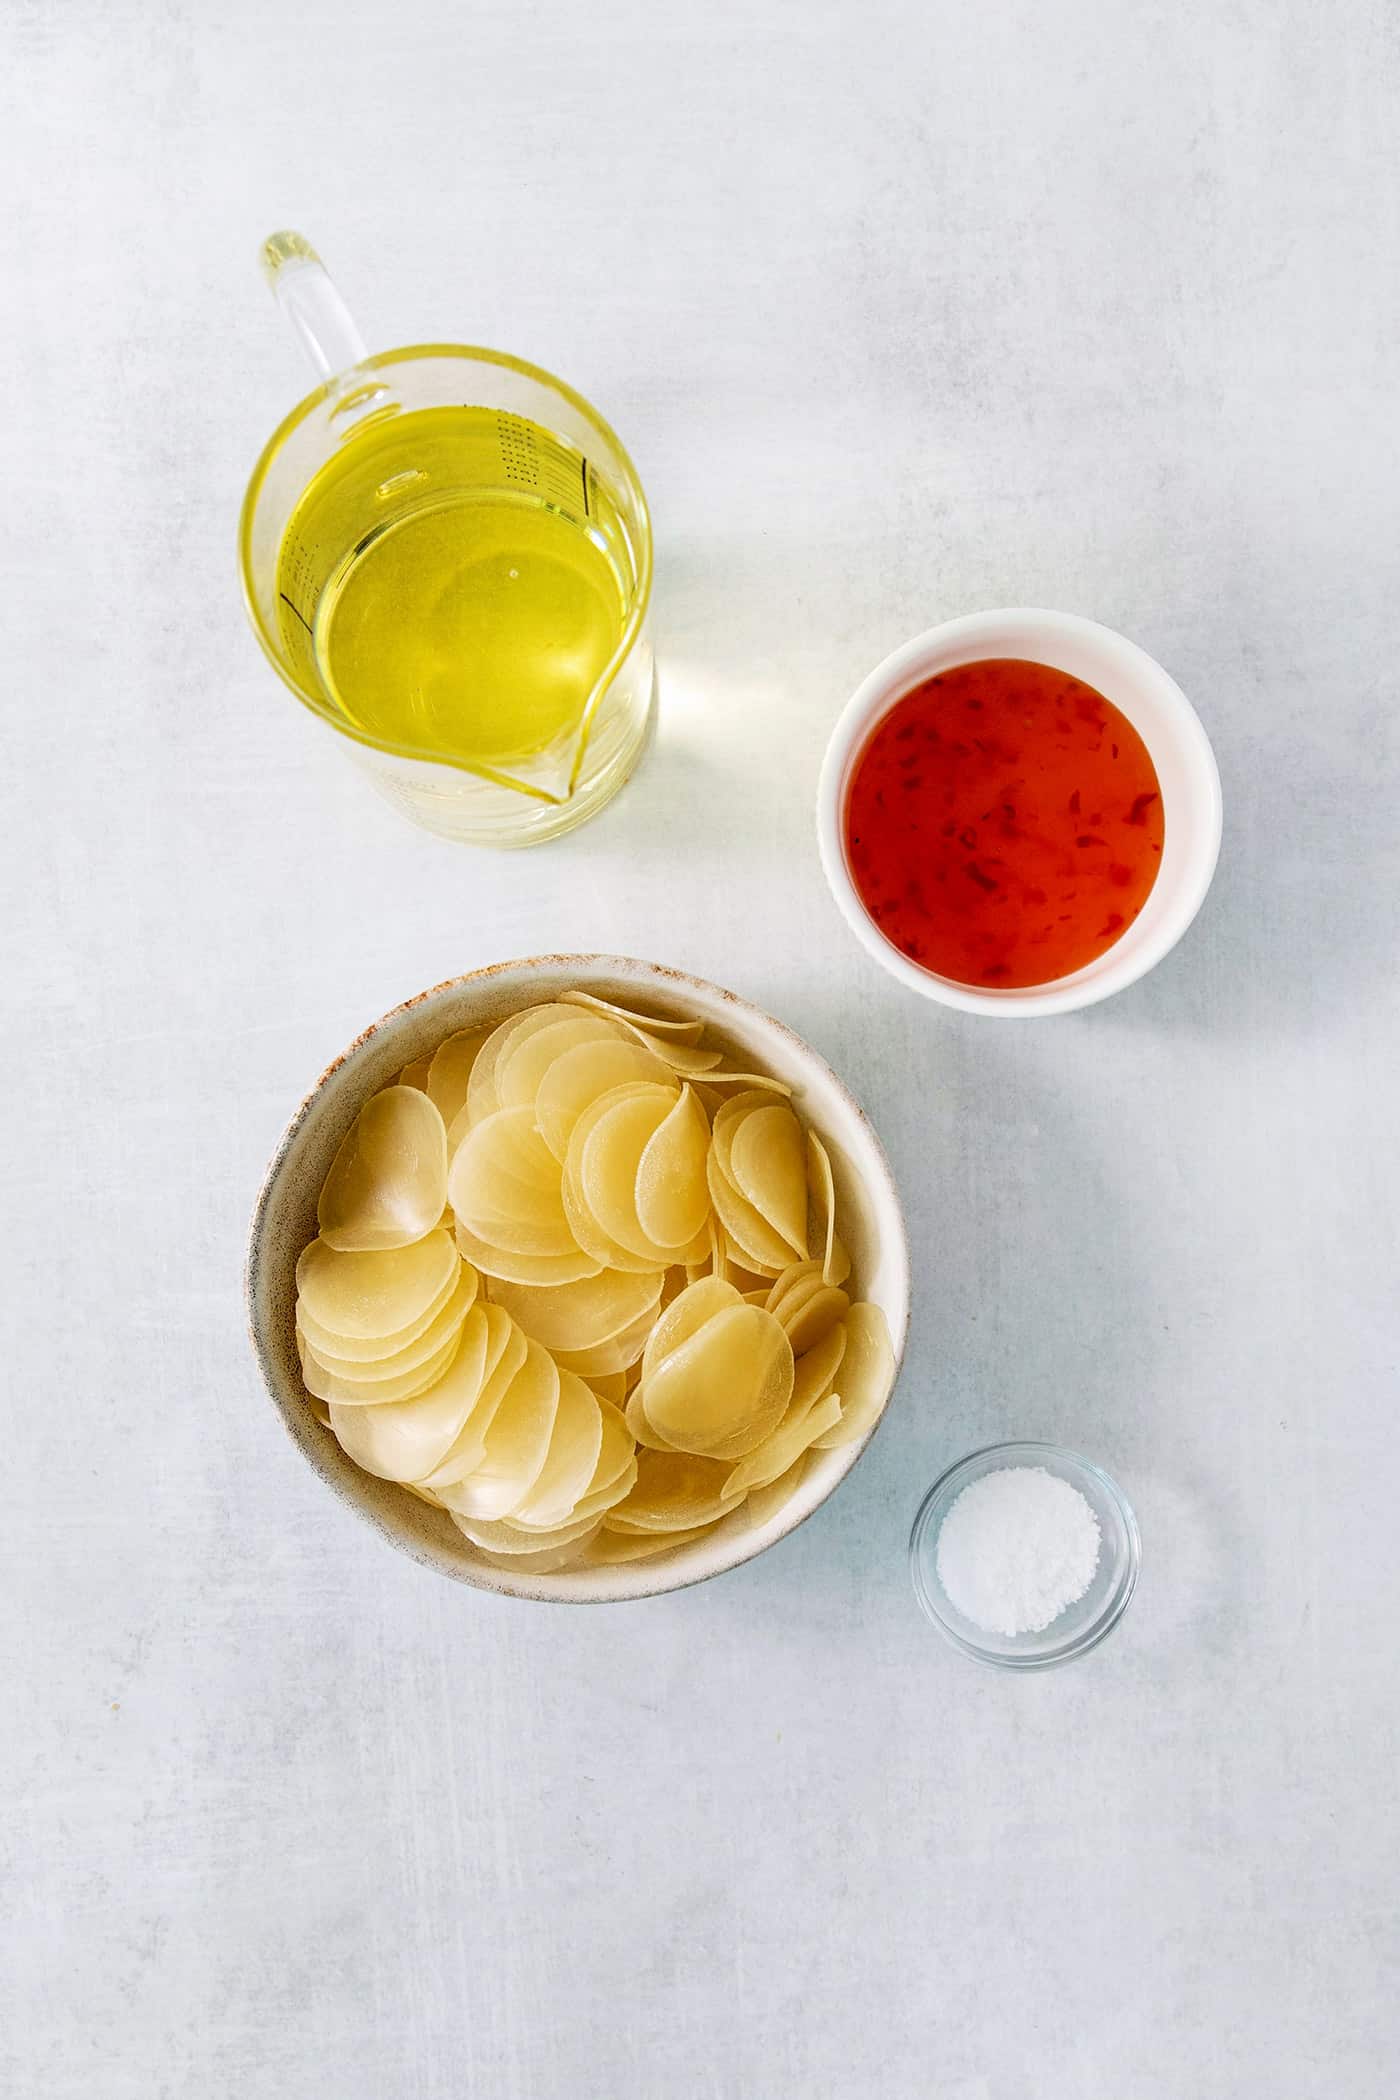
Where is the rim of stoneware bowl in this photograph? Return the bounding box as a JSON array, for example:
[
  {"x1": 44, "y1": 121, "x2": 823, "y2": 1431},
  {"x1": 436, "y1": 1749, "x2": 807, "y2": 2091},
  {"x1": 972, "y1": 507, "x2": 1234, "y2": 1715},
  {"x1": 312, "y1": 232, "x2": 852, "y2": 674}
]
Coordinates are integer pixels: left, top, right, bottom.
[
  {"x1": 816, "y1": 608, "x2": 1223, "y2": 1018},
  {"x1": 909, "y1": 1440, "x2": 1141, "y2": 1668},
  {"x1": 246, "y1": 955, "x2": 911, "y2": 1604}
]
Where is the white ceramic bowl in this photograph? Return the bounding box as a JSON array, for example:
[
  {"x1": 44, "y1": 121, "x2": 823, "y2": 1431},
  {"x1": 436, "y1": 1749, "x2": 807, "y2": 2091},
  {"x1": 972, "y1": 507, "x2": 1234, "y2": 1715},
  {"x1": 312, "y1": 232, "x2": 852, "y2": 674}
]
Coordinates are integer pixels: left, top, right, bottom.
[
  {"x1": 817, "y1": 609, "x2": 1223, "y2": 1017},
  {"x1": 246, "y1": 957, "x2": 910, "y2": 1603}
]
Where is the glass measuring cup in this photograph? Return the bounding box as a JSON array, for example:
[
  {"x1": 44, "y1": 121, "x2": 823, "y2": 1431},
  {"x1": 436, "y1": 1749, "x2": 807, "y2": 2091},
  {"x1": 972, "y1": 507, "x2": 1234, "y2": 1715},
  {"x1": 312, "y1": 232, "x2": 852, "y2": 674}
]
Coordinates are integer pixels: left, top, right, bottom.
[{"x1": 239, "y1": 233, "x2": 654, "y2": 846}]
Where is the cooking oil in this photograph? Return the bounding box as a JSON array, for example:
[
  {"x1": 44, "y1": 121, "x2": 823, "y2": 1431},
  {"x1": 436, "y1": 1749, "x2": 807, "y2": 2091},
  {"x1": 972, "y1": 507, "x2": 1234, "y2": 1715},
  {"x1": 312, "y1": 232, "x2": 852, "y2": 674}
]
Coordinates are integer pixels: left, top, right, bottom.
[{"x1": 273, "y1": 406, "x2": 639, "y2": 785}]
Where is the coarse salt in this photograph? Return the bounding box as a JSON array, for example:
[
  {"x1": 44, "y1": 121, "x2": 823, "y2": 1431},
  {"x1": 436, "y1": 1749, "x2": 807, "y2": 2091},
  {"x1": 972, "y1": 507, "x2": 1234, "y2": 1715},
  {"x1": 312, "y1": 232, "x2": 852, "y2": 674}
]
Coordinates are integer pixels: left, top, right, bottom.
[{"x1": 935, "y1": 1466, "x2": 1101, "y2": 1637}]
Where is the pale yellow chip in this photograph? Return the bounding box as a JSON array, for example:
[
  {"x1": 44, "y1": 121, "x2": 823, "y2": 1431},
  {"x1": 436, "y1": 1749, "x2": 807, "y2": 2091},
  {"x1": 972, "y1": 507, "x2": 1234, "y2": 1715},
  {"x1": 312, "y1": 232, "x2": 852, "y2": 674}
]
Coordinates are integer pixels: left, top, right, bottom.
[
  {"x1": 297, "y1": 1263, "x2": 477, "y2": 1382},
  {"x1": 731, "y1": 1254, "x2": 784, "y2": 1288},
  {"x1": 709, "y1": 1094, "x2": 806, "y2": 1266},
  {"x1": 300, "y1": 1322, "x2": 463, "y2": 1408},
  {"x1": 704, "y1": 1215, "x2": 726, "y2": 1272},
  {"x1": 482, "y1": 1109, "x2": 565, "y2": 1192},
  {"x1": 697, "y1": 1221, "x2": 767, "y2": 1293},
  {"x1": 630, "y1": 1029, "x2": 723, "y2": 1076},
  {"x1": 535, "y1": 1036, "x2": 676, "y2": 1161},
  {"x1": 634, "y1": 1085, "x2": 711, "y2": 1252},
  {"x1": 397, "y1": 1056, "x2": 434, "y2": 1092},
  {"x1": 684, "y1": 1251, "x2": 714, "y2": 1287},
  {"x1": 453, "y1": 1516, "x2": 602, "y2": 1573},
  {"x1": 587, "y1": 1522, "x2": 718, "y2": 1563},
  {"x1": 764, "y1": 1259, "x2": 852, "y2": 1324},
  {"x1": 720, "y1": 1234, "x2": 786, "y2": 1282},
  {"x1": 696, "y1": 1069, "x2": 794, "y2": 1095},
  {"x1": 763, "y1": 1259, "x2": 818, "y2": 1313},
  {"x1": 636, "y1": 1301, "x2": 794, "y2": 1460},
  {"x1": 493, "y1": 1012, "x2": 622, "y2": 1110},
  {"x1": 579, "y1": 1083, "x2": 679, "y2": 1260},
  {"x1": 452, "y1": 1218, "x2": 602, "y2": 1287},
  {"x1": 725, "y1": 1102, "x2": 809, "y2": 1258},
  {"x1": 714, "y1": 1220, "x2": 782, "y2": 1290},
  {"x1": 723, "y1": 1390, "x2": 842, "y2": 1500},
  {"x1": 425, "y1": 1027, "x2": 492, "y2": 1129},
  {"x1": 560, "y1": 989, "x2": 707, "y2": 1043},
  {"x1": 562, "y1": 992, "x2": 723, "y2": 1073},
  {"x1": 744, "y1": 1450, "x2": 814, "y2": 1528},
  {"x1": 416, "y1": 1306, "x2": 527, "y2": 1490},
  {"x1": 448, "y1": 1107, "x2": 576, "y2": 1256},
  {"x1": 583, "y1": 1370, "x2": 627, "y2": 1408},
  {"x1": 624, "y1": 1380, "x2": 676, "y2": 1451},
  {"x1": 656, "y1": 1263, "x2": 684, "y2": 1304},
  {"x1": 463, "y1": 1004, "x2": 578, "y2": 1127},
  {"x1": 488, "y1": 1538, "x2": 603, "y2": 1574},
  {"x1": 401, "y1": 1479, "x2": 445, "y2": 1509},
  {"x1": 787, "y1": 1320, "x2": 847, "y2": 1416},
  {"x1": 507, "y1": 1369, "x2": 604, "y2": 1530},
  {"x1": 451, "y1": 1507, "x2": 604, "y2": 1555},
  {"x1": 326, "y1": 1304, "x2": 491, "y2": 1481},
  {"x1": 460, "y1": 1008, "x2": 552, "y2": 1124},
  {"x1": 710, "y1": 1087, "x2": 780, "y2": 1150},
  {"x1": 562, "y1": 1085, "x2": 678, "y2": 1274},
  {"x1": 564, "y1": 1400, "x2": 638, "y2": 1522},
  {"x1": 811, "y1": 1303, "x2": 896, "y2": 1448},
  {"x1": 442, "y1": 1337, "x2": 561, "y2": 1520},
  {"x1": 581, "y1": 1449, "x2": 639, "y2": 1515},
  {"x1": 552, "y1": 1300, "x2": 659, "y2": 1379},
  {"x1": 603, "y1": 1449, "x2": 746, "y2": 1533},
  {"x1": 640, "y1": 1274, "x2": 741, "y2": 1380},
  {"x1": 295, "y1": 1252, "x2": 464, "y2": 1363},
  {"x1": 776, "y1": 1281, "x2": 850, "y2": 1356},
  {"x1": 553, "y1": 1391, "x2": 635, "y2": 1498},
  {"x1": 806, "y1": 1132, "x2": 851, "y2": 1288},
  {"x1": 705, "y1": 1144, "x2": 801, "y2": 1273},
  {"x1": 558, "y1": 1178, "x2": 644, "y2": 1276},
  {"x1": 488, "y1": 1267, "x2": 661, "y2": 1353},
  {"x1": 296, "y1": 1228, "x2": 458, "y2": 1343}
]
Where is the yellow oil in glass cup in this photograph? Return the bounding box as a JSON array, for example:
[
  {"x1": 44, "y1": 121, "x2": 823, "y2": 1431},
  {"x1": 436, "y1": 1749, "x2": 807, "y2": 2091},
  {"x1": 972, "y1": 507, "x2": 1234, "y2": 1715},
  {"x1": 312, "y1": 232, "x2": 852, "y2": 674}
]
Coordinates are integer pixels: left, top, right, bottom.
[{"x1": 239, "y1": 234, "x2": 654, "y2": 845}]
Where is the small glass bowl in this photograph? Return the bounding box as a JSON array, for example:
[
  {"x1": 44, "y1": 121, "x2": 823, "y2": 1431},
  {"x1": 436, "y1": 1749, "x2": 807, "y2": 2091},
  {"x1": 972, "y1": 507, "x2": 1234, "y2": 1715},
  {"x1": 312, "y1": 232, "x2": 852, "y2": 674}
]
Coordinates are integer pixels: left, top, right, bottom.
[{"x1": 910, "y1": 1442, "x2": 1141, "y2": 1669}]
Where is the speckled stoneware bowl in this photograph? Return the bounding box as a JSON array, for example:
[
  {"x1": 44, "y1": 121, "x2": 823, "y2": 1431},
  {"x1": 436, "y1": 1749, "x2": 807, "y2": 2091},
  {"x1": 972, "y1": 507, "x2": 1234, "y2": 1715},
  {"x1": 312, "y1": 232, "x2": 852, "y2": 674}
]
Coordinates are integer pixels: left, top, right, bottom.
[{"x1": 246, "y1": 956, "x2": 910, "y2": 1603}]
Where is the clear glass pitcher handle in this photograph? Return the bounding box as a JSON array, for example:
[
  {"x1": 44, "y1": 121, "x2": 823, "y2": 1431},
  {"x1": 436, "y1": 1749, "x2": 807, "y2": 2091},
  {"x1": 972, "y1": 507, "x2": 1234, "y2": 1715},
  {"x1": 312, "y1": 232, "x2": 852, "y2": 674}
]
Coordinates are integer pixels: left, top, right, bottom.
[{"x1": 261, "y1": 230, "x2": 368, "y2": 385}]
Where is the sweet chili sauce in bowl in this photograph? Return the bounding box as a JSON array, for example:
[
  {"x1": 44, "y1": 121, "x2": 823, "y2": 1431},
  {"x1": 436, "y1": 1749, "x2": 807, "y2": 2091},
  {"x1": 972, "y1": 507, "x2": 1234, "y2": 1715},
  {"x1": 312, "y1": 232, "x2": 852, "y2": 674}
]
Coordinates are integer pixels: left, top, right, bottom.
[
  {"x1": 816, "y1": 611, "x2": 1222, "y2": 1018},
  {"x1": 843, "y1": 660, "x2": 1164, "y2": 990}
]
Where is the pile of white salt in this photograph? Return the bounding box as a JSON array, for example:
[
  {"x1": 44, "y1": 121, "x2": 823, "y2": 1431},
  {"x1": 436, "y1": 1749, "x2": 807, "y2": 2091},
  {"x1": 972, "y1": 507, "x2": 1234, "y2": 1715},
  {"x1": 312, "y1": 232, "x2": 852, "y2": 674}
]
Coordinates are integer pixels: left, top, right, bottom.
[{"x1": 935, "y1": 1465, "x2": 1101, "y2": 1637}]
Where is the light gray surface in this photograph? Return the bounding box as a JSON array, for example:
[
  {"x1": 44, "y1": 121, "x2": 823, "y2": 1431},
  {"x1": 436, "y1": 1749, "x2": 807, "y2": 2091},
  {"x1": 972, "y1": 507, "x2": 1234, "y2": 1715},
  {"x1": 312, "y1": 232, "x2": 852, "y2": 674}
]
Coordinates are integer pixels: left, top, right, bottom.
[{"x1": 4, "y1": 2, "x2": 1398, "y2": 2095}]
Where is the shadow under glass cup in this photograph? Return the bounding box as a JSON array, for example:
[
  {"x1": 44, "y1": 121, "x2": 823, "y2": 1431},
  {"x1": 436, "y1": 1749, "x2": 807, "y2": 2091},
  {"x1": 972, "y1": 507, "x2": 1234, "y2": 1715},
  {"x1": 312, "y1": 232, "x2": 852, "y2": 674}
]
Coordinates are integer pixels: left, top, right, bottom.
[{"x1": 240, "y1": 244, "x2": 654, "y2": 847}]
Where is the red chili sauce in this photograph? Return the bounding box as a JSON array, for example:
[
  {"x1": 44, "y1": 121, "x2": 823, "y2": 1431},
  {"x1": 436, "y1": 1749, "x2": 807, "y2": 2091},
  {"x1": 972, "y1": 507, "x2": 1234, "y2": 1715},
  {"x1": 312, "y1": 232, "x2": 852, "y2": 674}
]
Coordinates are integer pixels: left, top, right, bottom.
[{"x1": 843, "y1": 659, "x2": 1164, "y2": 988}]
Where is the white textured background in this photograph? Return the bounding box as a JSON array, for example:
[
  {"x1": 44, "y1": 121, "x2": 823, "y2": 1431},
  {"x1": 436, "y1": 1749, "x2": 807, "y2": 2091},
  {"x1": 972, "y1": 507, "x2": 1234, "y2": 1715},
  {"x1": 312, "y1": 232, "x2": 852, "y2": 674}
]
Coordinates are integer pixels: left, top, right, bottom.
[{"x1": 5, "y1": 2, "x2": 1399, "y2": 2094}]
